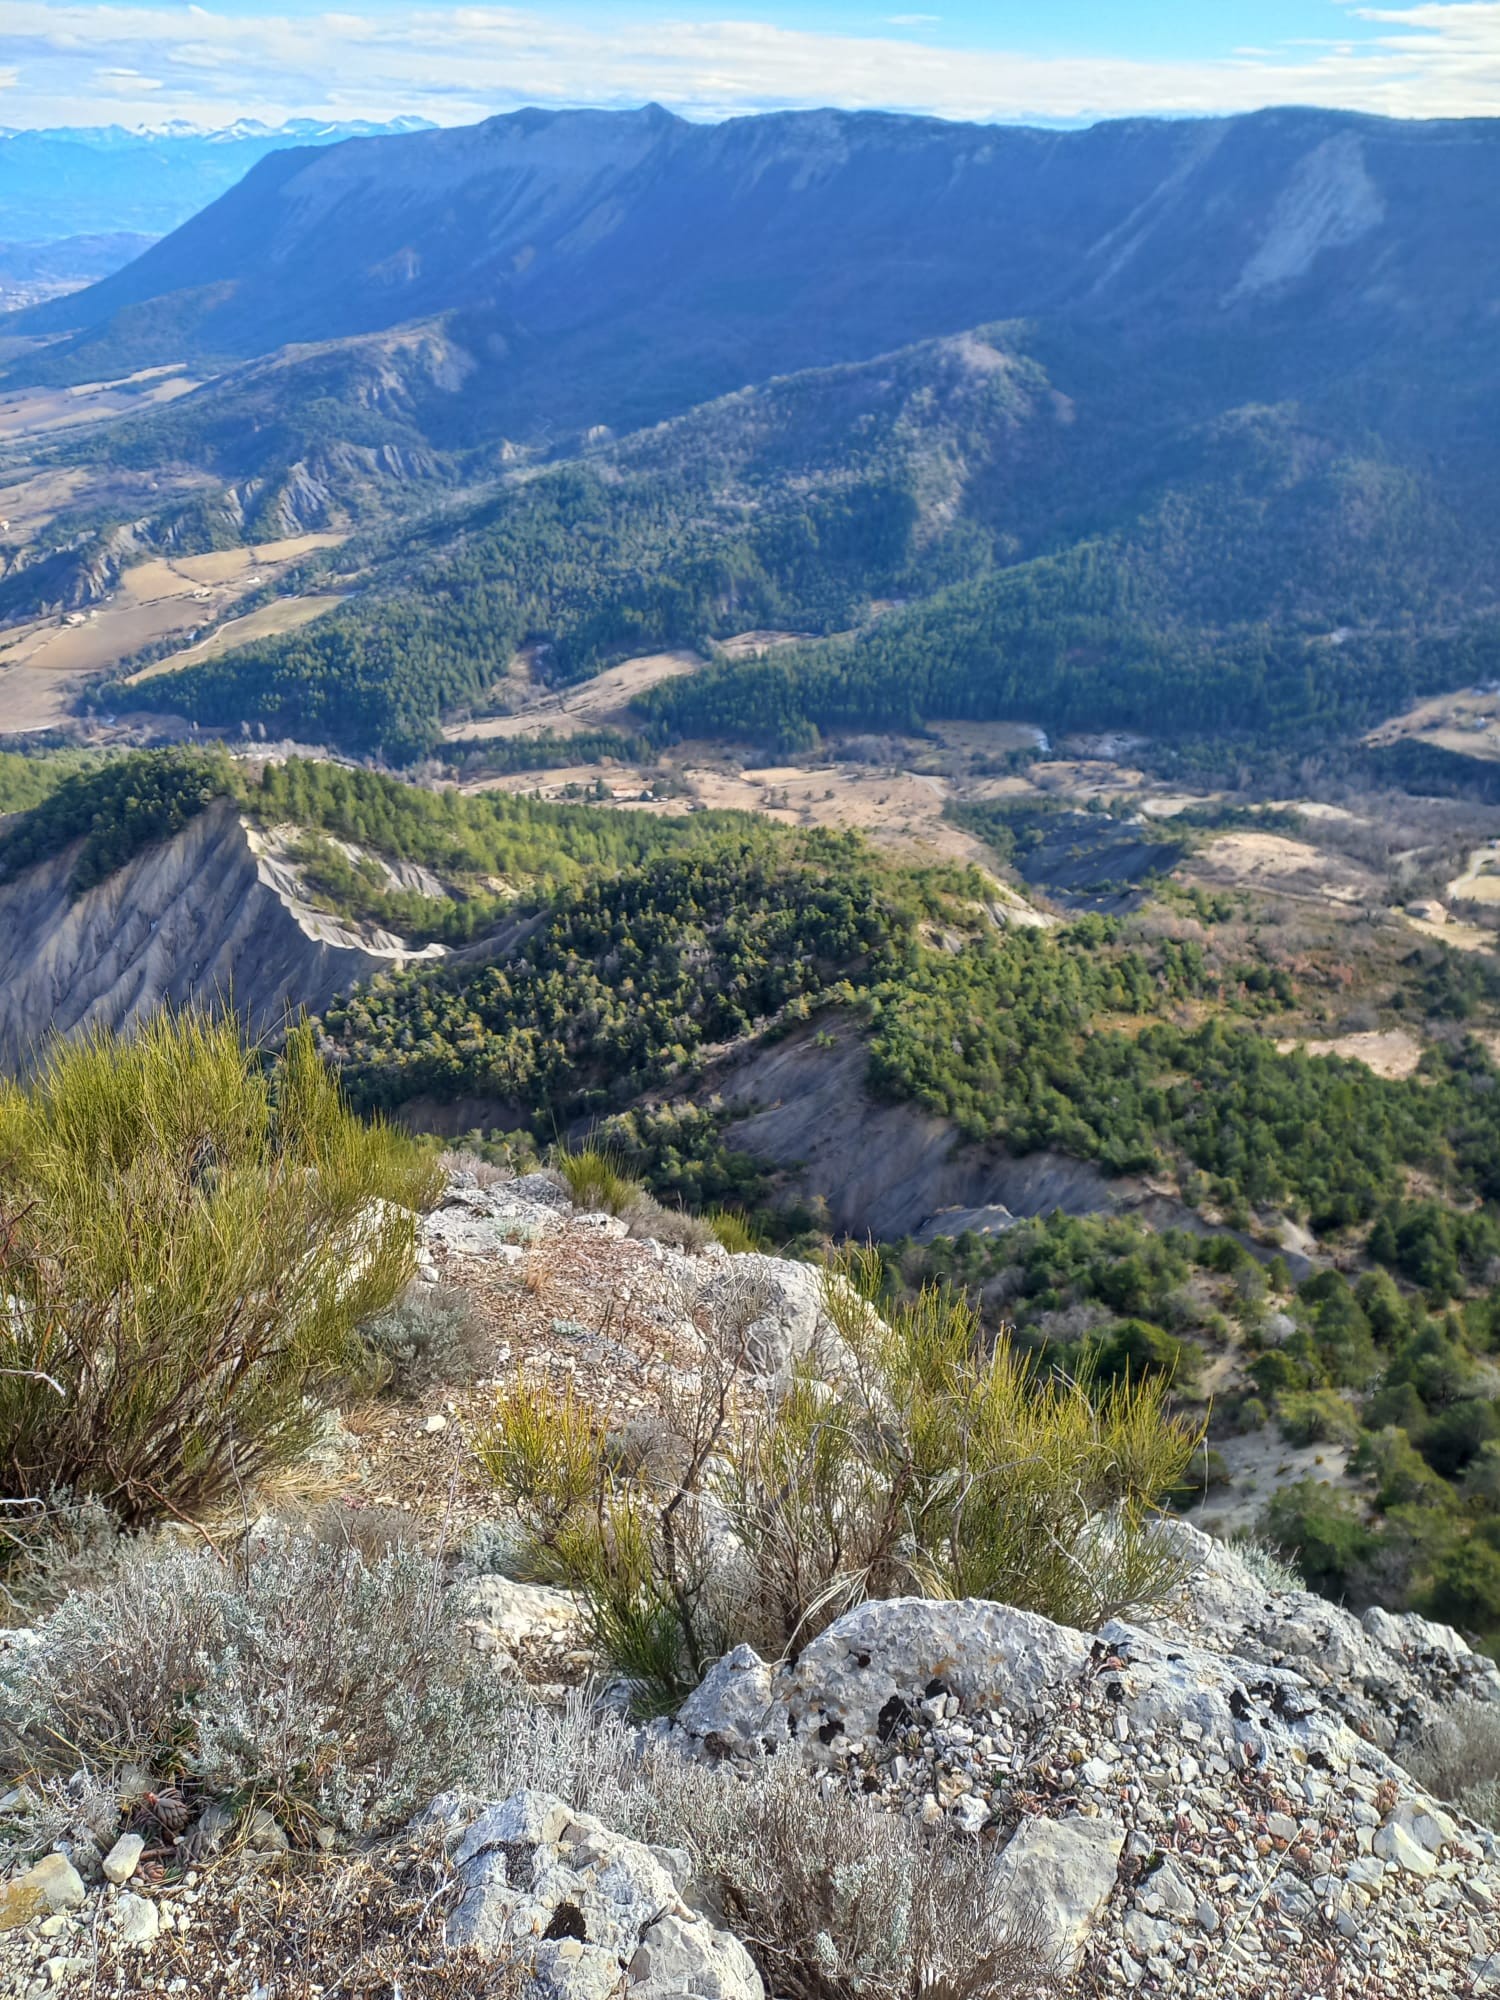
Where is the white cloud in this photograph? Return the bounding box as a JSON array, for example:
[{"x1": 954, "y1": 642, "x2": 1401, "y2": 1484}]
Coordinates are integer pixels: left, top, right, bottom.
[{"x1": 2, "y1": 1, "x2": 1500, "y2": 130}]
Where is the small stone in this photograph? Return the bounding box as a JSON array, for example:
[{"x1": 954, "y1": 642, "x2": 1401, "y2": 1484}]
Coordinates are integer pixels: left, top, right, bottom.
[
  {"x1": 1194, "y1": 1898, "x2": 1220, "y2": 1934},
  {"x1": 1374, "y1": 1818, "x2": 1438, "y2": 1879},
  {"x1": 244, "y1": 1808, "x2": 289, "y2": 1853},
  {"x1": 422, "y1": 1413, "x2": 448, "y2": 1434},
  {"x1": 29, "y1": 1858, "x2": 85, "y2": 1914},
  {"x1": 113, "y1": 1894, "x2": 159, "y2": 1947},
  {"x1": 102, "y1": 1834, "x2": 145, "y2": 1885}
]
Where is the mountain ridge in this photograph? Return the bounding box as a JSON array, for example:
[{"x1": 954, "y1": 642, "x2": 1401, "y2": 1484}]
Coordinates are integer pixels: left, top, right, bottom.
[{"x1": 15, "y1": 102, "x2": 1500, "y2": 450}]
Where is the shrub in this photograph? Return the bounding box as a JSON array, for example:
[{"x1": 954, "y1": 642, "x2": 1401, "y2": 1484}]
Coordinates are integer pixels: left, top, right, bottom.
[
  {"x1": 1166, "y1": 1444, "x2": 1230, "y2": 1510},
  {"x1": 714, "y1": 1757, "x2": 1054, "y2": 2000},
  {"x1": 470, "y1": 1699, "x2": 1052, "y2": 2000},
  {"x1": 476, "y1": 1259, "x2": 1204, "y2": 1710},
  {"x1": 1085, "y1": 1317, "x2": 1202, "y2": 1393},
  {"x1": 0, "y1": 1489, "x2": 130, "y2": 1625},
  {"x1": 1275, "y1": 1389, "x2": 1361, "y2": 1450},
  {"x1": 1352, "y1": 1427, "x2": 1455, "y2": 1512},
  {"x1": 554, "y1": 1145, "x2": 642, "y2": 1215},
  {"x1": 709, "y1": 1208, "x2": 761, "y2": 1253},
  {"x1": 1262, "y1": 1480, "x2": 1375, "y2": 1599},
  {"x1": 1401, "y1": 1700, "x2": 1500, "y2": 1829},
  {"x1": 1420, "y1": 1398, "x2": 1500, "y2": 1480},
  {"x1": 1231, "y1": 1534, "x2": 1304, "y2": 1593},
  {"x1": 0, "y1": 1014, "x2": 438, "y2": 1523},
  {"x1": 1423, "y1": 1538, "x2": 1500, "y2": 1640},
  {"x1": 362, "y1": 1284, "x2": 490, "y2": 1395},
  {"x1": 620, "y1": 1192, "x2": 716, "y2": 1253},
  {"x1": 0, "y1": 1530, "x2": 516, "y2": 1843}
]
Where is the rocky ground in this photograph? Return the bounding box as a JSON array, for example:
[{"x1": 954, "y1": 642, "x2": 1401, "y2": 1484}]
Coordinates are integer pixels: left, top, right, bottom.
[{"x1": 2, "y1": 1170, "x2": 1498, "y2": 1998}]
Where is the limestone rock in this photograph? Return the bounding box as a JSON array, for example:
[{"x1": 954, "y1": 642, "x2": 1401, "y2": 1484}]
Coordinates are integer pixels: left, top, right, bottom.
[
  {"x1": 101, "y1": 1833, "x2": 145, "y2": 1885},
  {"x1": 676, "y1": 1644, "x2": 778, "y2": 1758},
  {"x1": 1149, "y1": 1519, "x2": 1500, "y2": 1752},
  {"x1": 458, "y1": 1575, "x2": 587, "y2": 1658},
  {"x1": 112, "y1": 1892, "x2": 160, "y2": 1946},
  {"x1": 995, "y1": 1813, "x2": 1124, "y2": 1969},
  {"x1": 694, "y1": 1253, "x2": 854, "y2": 1389},
  {"x1": 448, "y1": 1789, "x2": 762, "y2": 2000},
  {"x1": 0, "y1": 1854, "x2": 86, "y2": 1931}
]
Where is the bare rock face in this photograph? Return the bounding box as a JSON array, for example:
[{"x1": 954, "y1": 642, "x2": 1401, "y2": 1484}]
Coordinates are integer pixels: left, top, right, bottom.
[
  {"x1": 0, "y1": 799, "x2": 442, "y2": 1071},
  {"x1": 444, "y1": 1789, "x2": 762, "y2": 2000}
]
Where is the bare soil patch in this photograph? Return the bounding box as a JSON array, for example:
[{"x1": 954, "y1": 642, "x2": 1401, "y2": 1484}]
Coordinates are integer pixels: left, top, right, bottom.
[
  {"x1": 1366, "y1": 685, "x2": 1500, "y2": 763},
  {"x1": 1188, "y1": 830, "x2": 1383, "y2": 910},
  {"x1": 446, "y1": 648, "x2": 701, "y2": 742},
  {"x1": 1273, "y1": 1026, "x2": 1424, "y2": 1079},
  {"x1": 1447, "y1": 839, "x2": 1500, "y2": 906},
  {"x1": 127, "y1": 593, "x2": 345, "y2": 682}
]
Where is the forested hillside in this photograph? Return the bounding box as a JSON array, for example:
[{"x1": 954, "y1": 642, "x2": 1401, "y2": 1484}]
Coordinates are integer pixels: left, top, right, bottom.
[{"x1": 96, "y1": 341, "x2": 1497, "y2": 764}]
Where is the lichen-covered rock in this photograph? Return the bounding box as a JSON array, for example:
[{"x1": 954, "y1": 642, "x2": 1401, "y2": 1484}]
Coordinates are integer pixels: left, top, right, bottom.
[
  {"x1": 1150, "y1": 1520, "x2": 1500, "y2": 1751},
  {"x1": 447, "y1": 1789, "x2": 762, "y2": 2000}
]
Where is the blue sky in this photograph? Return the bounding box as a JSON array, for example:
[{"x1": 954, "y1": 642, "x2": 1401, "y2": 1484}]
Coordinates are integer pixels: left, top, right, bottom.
[{"x1": 4, "y1": 0, "x2": 1499, "y2": 132}]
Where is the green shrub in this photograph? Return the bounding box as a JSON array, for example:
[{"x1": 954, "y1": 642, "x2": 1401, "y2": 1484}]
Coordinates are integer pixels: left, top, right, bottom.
[
  {"x1": 1424, "y1": 1538, "x2": 1500, "y2": 1639},
  {"x1": 0, "y1": 1530, "x2": 516, "y2": 1843},
  {"x1": 0, "y1": 1014, "x2": 438, "y2": 1523},
  {"x1": 1085, "y1": 1318, "x2": 1202, "y2": 1393},
  {"x1": 1353, "y1": 1426, "x2": 1456, "y2": 1512},
  {"x1": 1420, "y1": 1398, "x2": 1500, "y2": 1481},
  {"x1": 1275, "y1": 1389, "x2": 1361, "y2": 1450},
  {"x1": 1166, "y1": 1445, "x2": 1230, "y2": 1510},
  {"x1": 708, "y1": 1208, "x2": 761, "y2": 1253},
  {"x1": 476, "y1": 1259, "x2": 1204, "y2": 1710},
  {"x1": 1262, "y1": 1481, "x2": 1376, "y2": 1599}
]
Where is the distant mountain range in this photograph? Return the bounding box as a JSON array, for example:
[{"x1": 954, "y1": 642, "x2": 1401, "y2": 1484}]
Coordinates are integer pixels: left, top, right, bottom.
[
  {"x1": 12, "y1": 102, "x2": 1500, "y2": 461},
  {"x1": 0, "y1": 117, "x2": 436, "y2": 242},
  {"x1": 0, "y1": 234, "x2": 157, "y2": 312}
]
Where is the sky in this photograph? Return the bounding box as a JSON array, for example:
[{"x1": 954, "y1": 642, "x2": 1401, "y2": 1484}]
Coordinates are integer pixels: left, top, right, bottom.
[{"x1": 5, "y1": 0, "x2": 1500, "y2": 133}]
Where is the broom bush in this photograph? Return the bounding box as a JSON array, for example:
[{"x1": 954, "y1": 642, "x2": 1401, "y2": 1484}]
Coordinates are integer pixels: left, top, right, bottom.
[{"x1": 0, "y1": 1013, "x2": 439, "y2": 1523}]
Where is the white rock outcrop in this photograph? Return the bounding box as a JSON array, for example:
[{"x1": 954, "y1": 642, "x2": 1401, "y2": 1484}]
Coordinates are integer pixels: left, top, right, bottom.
[
  {"x1": 671, "y1": 1578, "x2": 1500, "y2": 1996},
  {"x1": 443, "y1": 1789, "x2": 763, "y2": 2000}
]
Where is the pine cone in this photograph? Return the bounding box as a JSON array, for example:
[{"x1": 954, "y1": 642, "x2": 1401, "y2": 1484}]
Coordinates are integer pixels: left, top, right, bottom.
[{"x1": 144, "y1": 1787, "x2": 194, "y2": 1835}]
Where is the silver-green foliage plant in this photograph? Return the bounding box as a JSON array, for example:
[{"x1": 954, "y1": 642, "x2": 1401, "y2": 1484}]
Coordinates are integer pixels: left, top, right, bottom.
[
  {"x1": 0, "y1": 1013, "x2": 440, "y2": 1523},
  {"x1": 449, "y1": 1696, "x2": 1051, "y2": 2000},
  {"x1": 0, "y1": 1530, "x2": 516, "y2": 1843},
  {"x1": 361, "y1": 1284, "x2": 489, "y2": 1395},
  {"x1": 713, "y1": 1757, "x2": 1054, "y2": 2000},
  {"x1": 1402, "y1": 1700, "x2": 1500, "y2": 1831},
  {"x1": 476, "y1": 1253, "x2": 1204, "y2": 1710}
]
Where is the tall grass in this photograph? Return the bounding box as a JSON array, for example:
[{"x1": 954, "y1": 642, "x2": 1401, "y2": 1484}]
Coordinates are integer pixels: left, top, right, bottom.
[
  {"x1": 0, "y1": 1013, "x2": 439, "y2": 1523},
  {"x1": 553, "y1": 1143, "x2": 641, "y2": 1215}
]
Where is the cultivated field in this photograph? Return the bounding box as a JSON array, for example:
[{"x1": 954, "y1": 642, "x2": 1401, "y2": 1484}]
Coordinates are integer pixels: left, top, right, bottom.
[
  {"x1": 0, "y1": 365, "x2": 206, "y2": 442},
  {"x1": 0, "y1": 533, "x2": 347, "y2": 733},
  {"x1": 445, "y1": 647, "x2": 702, "y2": 740}
]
